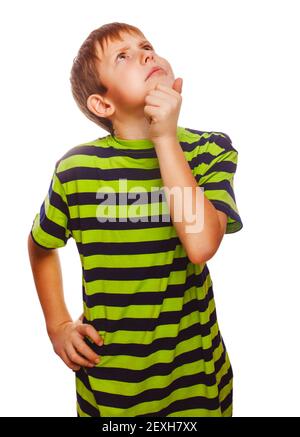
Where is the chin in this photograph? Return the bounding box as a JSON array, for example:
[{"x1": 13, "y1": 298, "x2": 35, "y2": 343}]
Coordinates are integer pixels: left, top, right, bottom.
[{"x1": 151, "y1": 76, "x2": 173, "y2": 88}]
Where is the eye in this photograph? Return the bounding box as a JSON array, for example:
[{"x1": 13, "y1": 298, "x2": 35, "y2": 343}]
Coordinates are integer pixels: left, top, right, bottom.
[
  {"x1": 117, "y1": 52, "x2": 127, "y2": 60},
  {"x1": 116, "y1": 45, "x2": 154, "y2": 61}
]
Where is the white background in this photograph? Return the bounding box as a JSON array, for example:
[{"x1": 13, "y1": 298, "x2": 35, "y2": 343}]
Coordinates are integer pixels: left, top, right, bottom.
[{"x1": 0, "y1": 0, "x2": 299, "y2": 417}]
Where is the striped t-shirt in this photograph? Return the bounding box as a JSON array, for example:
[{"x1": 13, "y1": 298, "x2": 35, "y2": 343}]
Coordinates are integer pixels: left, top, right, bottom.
[{"x1": 30, "y1": 126, "x2": 243, "y2": 417}]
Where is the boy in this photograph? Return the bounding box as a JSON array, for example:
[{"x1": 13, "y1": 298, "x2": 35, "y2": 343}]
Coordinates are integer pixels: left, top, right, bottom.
[{"x1": 28, "y1": 22, "x2": 243, "y2": 417}]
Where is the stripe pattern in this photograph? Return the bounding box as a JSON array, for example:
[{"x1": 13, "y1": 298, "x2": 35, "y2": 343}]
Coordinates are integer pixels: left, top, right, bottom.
[{"x1": 30, "y1": 126, "x2": 243, "y2": 417}]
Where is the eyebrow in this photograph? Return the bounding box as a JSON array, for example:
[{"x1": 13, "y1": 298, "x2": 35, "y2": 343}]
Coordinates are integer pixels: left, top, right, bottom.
[{"x1": 110, "y1": 40, "x2": 153, "y2": 59}]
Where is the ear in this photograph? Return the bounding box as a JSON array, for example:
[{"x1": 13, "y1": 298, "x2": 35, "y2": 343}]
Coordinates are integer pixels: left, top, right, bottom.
[{"x1": 87, "y1": 94, "x2": 115, "y2": 118}]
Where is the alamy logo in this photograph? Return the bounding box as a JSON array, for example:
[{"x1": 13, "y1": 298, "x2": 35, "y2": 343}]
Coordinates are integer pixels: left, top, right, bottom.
[{"x1": 95, "y1": 179, "x2": 205, "y2": 233}]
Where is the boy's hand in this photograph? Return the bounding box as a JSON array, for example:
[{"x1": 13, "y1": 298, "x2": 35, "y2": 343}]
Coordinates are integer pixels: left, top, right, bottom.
[
  {"x1": 144, "y1": 77, "x2": 183, "y2": 143},
  {"x1": 49, "y1": 316, "x2": 104, "y2": 371}
]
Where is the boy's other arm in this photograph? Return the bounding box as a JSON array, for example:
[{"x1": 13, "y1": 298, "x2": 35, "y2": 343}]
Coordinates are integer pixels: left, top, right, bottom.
[
  {"x1": 27, "y1": 233, "x2": 103, "y2": 370},
  {"x1": 27, "y1": 233, "x2": 73, "y2": 336}
]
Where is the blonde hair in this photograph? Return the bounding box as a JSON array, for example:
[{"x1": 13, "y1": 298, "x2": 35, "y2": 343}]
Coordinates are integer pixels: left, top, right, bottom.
[{"x1": 70, "y1": 22, "x2": 143, "y2": 135}]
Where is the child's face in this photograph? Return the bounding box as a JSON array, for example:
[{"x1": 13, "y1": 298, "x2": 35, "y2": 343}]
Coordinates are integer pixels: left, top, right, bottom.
[{"x1": 90, "y1": 31, "x2": 175, "y2": 119}]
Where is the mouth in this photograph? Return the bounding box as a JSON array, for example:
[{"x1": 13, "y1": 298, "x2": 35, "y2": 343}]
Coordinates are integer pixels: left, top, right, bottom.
[{"x1": 146, "y1": 67, "x2": 164, "y2": 80}]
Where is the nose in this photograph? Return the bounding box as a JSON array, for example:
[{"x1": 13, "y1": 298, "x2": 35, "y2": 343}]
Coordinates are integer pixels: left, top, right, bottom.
[{"x1": 141, "y1": 51, "x2": 154, "y2": 64}]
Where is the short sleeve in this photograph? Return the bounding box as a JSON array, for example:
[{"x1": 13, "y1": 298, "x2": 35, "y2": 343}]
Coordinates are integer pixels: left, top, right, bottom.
[
  {"x1": 30, "y1": 165, "x2": 72, "y2": 249},
  {"x1": 193, "y1": 132, "x2": 243, "y2": 234}
]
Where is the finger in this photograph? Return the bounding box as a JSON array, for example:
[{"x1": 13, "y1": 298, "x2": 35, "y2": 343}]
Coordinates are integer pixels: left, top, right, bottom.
[
  {"x1": 73, "y1": 337, "x2": 101, "y2": 364},
  {"x1": 66, "y1": 343, "x2": 96, "y2": 368},
  {"x1": 144, "y1": 105, "x2": 160, "y2": 117},
  {"x1": 172, "y1": 77, "x2": 183, "y2": 94},
  {"x1": 146, "y1": 89, "x2": 173, "y2": 99},
  {"x1": 144, "y1": 95, "x2": 165, "y2": 107},
  {"x1": 155, "y1": 83, "x2": 180, "y2": 97},
  {"x1": 76, "y1": 324, "x2": 103, "y2": 345},
  {"x1": 144, "y1": 105, "x2": 159, "y2": 123},
  {"x1": 61, "y1": 350, "x2": 81, "y2": 371},
  {"x1": 147, "y1": 90, "x2": 179, "y2": 106},
  {"x1": 145, "y1": 96, "x2": 176, "y2": 114}
]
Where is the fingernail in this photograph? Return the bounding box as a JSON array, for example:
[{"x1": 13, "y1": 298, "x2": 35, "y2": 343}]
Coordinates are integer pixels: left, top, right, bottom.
[{"x1": 95, "y1": 357, "x2": 100, "y2": 364}]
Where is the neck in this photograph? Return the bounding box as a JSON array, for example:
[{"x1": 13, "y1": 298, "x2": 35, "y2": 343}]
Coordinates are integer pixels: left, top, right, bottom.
[{"x1": 112, "y1": 111, "x2": 152, "y2": 140}]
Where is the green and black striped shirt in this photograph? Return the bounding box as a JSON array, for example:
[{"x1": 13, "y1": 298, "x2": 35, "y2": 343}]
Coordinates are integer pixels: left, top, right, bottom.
[{"x1": 31, "y1": 126, "x2": 243, "y2": 417}]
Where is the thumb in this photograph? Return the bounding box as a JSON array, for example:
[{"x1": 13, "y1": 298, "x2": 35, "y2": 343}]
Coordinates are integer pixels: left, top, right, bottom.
[
  {"x1": 77, "y1": 323, "x2": 103, "y2": 345},
  {"x1": 172, "y1": 77, "x2": 183, "y2": 94}
]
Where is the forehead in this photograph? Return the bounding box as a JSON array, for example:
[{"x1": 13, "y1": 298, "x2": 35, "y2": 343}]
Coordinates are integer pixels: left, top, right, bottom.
[{"x1": 95, "y1": 31, "x2": 147, "y2": 61}]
